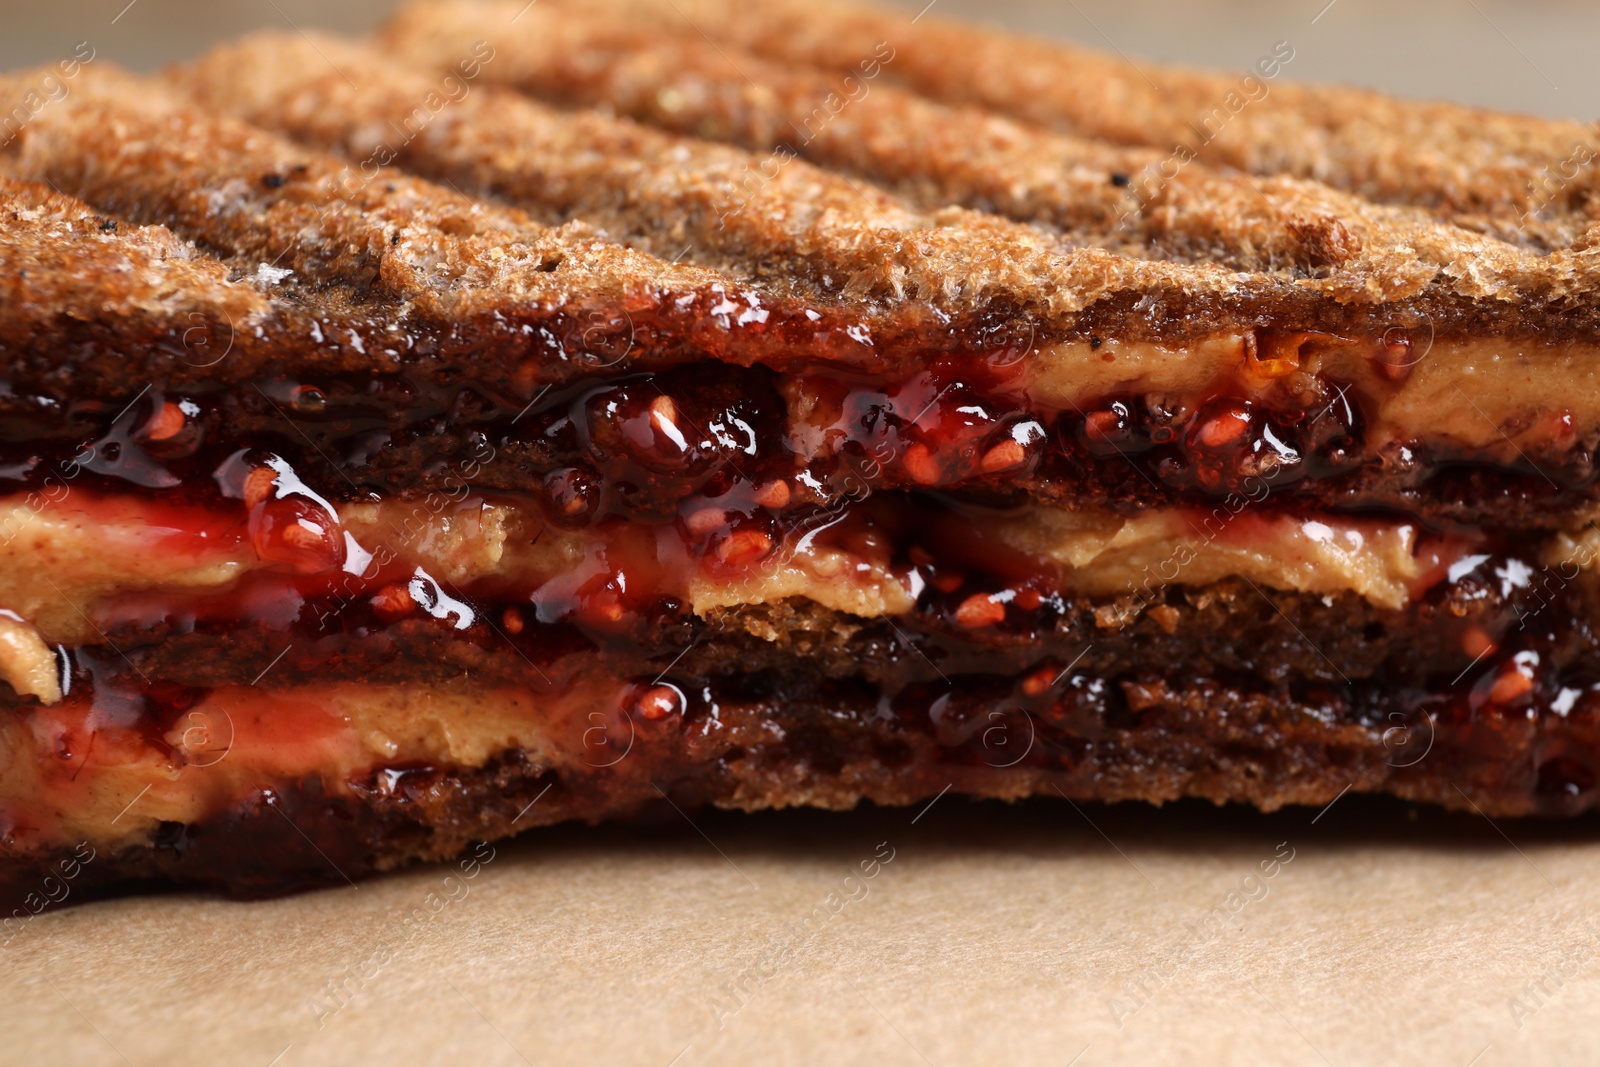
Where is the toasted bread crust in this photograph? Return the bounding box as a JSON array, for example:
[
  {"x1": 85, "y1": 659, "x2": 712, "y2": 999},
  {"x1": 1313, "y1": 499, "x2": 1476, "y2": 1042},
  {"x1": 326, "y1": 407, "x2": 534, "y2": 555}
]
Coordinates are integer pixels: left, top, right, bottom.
[
  {"x1": 511, "y1": 0, "x2": 1600, "y2": 242},
  {"x1": 377, "y1": 3, "x2": 1595, "y2": 270},
  {"x1": 5, "y1": 2, "x2": 1600, "y2": 902},
  {"x1": 2, "y1": 14, "x2": 1599, "y2": 414}
]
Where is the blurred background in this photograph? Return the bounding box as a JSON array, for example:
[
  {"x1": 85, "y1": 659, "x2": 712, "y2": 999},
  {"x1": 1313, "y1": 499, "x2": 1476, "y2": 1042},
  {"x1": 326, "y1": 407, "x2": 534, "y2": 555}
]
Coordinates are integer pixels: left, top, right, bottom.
[{"x1": 2, "y1": 0, "x2": 1598, "y2": 121}]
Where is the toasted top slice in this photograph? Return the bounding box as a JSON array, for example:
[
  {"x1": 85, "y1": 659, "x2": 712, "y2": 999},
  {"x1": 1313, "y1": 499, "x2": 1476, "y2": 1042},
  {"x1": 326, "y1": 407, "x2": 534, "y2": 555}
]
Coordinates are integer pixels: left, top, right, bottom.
[
  {"x1": 2, "y1": 1, "x2": 1599, "y2": 411},
  {"x1": 462, "y1": 0, "x2": 1600, "y2": 244}
]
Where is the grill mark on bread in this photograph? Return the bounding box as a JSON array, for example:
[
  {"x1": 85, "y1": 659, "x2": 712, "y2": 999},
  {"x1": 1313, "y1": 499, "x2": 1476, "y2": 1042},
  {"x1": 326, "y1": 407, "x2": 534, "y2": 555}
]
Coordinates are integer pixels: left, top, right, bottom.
[
  {"x1": 513, "y1": 0, "x2": 1600, "y2": 244},
  {"x1": 0, "y1": 67, "x2": 963, "y2": 394},
  {"x1": 377, "y1": 0, "x2": 1563, "y2": 279},
  {"x1": 0, "y1": 175, "x2": 268, "y2": 336},
  {"x1": 0, "y1": 27, "x2": 1597, "y2": 369},
  {"x1": 377, "y1": 6, "x2": 1152, "y2": 240},
  {"x1": 0, "y1": 68, "x2": 720, "y2": 307},
  {"x1": 370, "y1": 3, "x2": 1599, "y2": 318},
  {"x1": 1, "y1": 52, "x2": 1597, "y2": 394},
  {"x1": 167, "y1": 33, "x2": 1111, "y2": 312}
]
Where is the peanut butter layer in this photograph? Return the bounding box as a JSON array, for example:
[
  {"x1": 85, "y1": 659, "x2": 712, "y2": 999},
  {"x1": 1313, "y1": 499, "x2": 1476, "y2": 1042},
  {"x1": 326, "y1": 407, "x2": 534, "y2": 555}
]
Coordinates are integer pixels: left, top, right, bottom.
[
  {"x1": 1, "y1": 680, "x2": 611, "y2": 853},
  {"x1": 1024, "y1": 334, "x2": 1600, "y2": 456},
  {"x1": 0, "y1": 485, "x2": 1485, "y2": 694}
]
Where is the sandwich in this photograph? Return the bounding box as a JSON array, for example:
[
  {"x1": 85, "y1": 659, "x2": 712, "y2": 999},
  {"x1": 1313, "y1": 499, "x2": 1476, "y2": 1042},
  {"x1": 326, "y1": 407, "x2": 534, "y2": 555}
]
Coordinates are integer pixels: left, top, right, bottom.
[{"x1": 2, "y1": 0, "x2": 1599, "y2": 900}]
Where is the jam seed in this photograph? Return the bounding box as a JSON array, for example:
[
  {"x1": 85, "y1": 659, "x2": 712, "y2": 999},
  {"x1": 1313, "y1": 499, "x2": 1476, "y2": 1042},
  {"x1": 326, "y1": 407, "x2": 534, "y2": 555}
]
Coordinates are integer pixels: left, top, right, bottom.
[
  {"x1": 980, "y1": 439, "x2": 1027, "y2": 474},
  {"x1": 243, "y1": 466, "x2": 279, "y2": 508},
  {"x1": 280, "y1": 519, "x2": 328, "y2": 552},
  {"x1": 956, "y1": 593, "x2": 1006, "y2": 628},
  {"x1": 144, "y1": 401, "x2": 187, "y2": 441},
  {"x1": 545, "y1": 467, "x2": 597, "y2": 519},
  {"x1": 635, "y1": 685, "x2": 683, "y2": 721},
  {"x1": 1020, "y1": 666, "x2": 1055, "y2": 696},
  {"x1": 902, "y1": 443, "x2": 943, "y2": 485},
  {"x1": 371, "y1": 583, "x2": 415, "y2": 617},
  {"x1": 502, "y1": 606, "x2": 525, "y2": 634},
  {"x1": 648, "y1": 394, "x2": 684, "y2": 445},
  {"x1": 686, "y1": 507, "x2": 729, "y2": 536},
  {"x1": 1195, "y1": 406, "x2": 1251, "y2": 448},
  {"x1": 1083, "y1": 409, "x2": 1123, "y2": 441},
  {"x1": 715, "y1": 529, "x2": 774, "y2": 566},
  {"x1": 754, "y1": 479, "x2": 792, "y2": 509},
  {"x1": 1375, "y1": 330, "x2": 1416, "y2": 382},
  {"x1": 1488, "y1": 668, "x2": 1534, "y2": 706},
  {"x1": 1461, "y1": 625, "x2": 1496, "y2": 660}
]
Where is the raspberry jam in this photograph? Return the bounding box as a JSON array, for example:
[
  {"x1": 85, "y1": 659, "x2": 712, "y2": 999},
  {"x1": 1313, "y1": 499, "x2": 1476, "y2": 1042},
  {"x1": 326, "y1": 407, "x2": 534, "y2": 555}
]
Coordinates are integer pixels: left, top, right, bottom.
[
  {"x1": 1, "y1": 329, "x2": 1592, "y2": 540},
  {"x1": 1, "y1": 333, "x2": 1597, "y2": 862}
]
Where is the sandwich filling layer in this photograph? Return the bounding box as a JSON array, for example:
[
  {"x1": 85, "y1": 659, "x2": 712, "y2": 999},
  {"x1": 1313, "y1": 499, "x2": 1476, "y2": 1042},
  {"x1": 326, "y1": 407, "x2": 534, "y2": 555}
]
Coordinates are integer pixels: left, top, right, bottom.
[
  {"x1": 4, "y1": 340, "x2": 1597, "y2": 884},
  {"x1": 3, "y1": 465, "x2": 1598, "y2": 870}
]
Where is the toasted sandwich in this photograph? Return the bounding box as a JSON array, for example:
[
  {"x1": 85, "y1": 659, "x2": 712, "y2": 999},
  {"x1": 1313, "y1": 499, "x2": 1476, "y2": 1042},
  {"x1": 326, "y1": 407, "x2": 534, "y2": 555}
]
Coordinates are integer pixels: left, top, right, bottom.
[{"x1": 2, "y1": 0, "x2": 1599, "y2": 899}]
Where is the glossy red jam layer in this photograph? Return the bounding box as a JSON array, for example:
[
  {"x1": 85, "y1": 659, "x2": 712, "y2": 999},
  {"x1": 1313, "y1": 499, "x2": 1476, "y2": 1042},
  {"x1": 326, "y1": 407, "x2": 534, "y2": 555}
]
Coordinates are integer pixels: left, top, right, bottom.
[
  {"x1": 0, "y1": 473, "x2": 1486, "y2": 674},
  {"x1": 1, "y1": 333, "x2": 1593, "y2": 538},
  {"x1": 53, "y1": 529, "x2": 1592, "y2": 717},
  {"x1": 0, "y1": 462, "x2": 1567, "y2": 730}
]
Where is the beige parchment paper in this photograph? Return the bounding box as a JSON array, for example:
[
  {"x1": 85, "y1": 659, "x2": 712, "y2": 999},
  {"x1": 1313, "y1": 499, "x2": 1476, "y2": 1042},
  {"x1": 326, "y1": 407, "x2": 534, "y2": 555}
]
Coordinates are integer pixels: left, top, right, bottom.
[{"x1": 5, "y1": 797, "x2": 1600, "y2": 1066}]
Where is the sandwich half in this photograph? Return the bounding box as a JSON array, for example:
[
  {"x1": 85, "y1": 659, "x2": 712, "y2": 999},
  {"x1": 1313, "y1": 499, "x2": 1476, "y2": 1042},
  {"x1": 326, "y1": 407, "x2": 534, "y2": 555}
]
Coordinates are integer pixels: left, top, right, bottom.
[{"x1": 3, "y1": 0, "x2": 1600, "y2": 899}]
